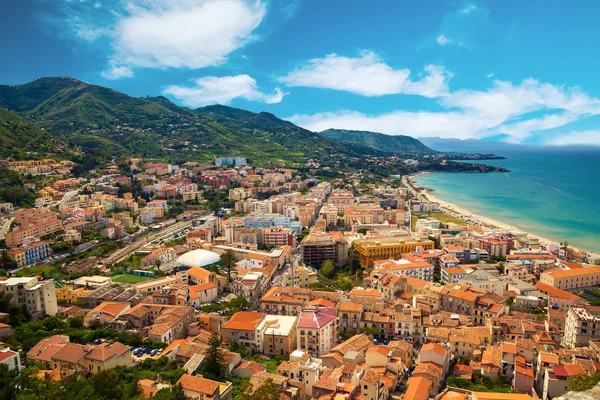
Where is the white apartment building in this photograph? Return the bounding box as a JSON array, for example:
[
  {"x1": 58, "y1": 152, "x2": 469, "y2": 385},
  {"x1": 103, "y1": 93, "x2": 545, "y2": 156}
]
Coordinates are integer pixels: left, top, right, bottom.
[
  {"x1": 562, "y1": 306, "x2": 600, "y2": 348},
  {"x1": 0, "y1": 277, "x2": 58, "y2": 317}
]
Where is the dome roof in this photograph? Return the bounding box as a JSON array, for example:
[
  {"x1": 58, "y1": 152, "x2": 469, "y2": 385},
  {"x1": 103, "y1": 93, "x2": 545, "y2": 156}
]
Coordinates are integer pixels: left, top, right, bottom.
[{"x1": 176, "y1": 249, "x2": 220, "y2": 267}]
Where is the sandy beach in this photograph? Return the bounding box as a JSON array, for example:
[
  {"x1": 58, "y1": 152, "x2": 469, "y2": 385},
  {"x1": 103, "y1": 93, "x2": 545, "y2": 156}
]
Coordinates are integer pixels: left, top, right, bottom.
[{"x1": 406, "y1": 173, "x2": 563, "y2": 251}]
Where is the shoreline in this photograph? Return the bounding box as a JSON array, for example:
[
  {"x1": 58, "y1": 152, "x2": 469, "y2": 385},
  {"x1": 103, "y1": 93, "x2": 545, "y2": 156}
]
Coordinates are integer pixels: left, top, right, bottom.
[{"x1": 407, "y1": 173, "x2": 599, "y2": 259}]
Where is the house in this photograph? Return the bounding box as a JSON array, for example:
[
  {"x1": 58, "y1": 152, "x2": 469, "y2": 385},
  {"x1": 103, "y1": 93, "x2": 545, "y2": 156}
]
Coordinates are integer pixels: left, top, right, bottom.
[
  {"x1": 278, "y1": 349, "x2": 323, "y2": 397},
  {"x1": 188, "y1": 282, "x2": 218, "y2": 307},
  {"x1": 176, "y1": 374, "x2": 232, "y2": 400},
  {"x1": 84, "y1": 302, "x2": 131, "y2": 326},
  {"x1": 542, "y1": 364, "x2": 587, "y2": 400},
  {"x1": 322, "y1": 333, "x2": 373, "y2": 367},
  {"x1": 221, "y1": 312, "x2": 265, "y2": 350},
  {"x1": 404, "y1": 376, "x2": 432, "y2": 400},
  {"x1": 0, "y1": 347, "x2": 21, "y2": 371}
]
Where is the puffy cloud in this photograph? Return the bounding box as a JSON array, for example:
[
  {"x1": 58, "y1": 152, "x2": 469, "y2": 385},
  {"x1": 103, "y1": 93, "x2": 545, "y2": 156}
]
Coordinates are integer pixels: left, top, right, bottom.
[
  {"x1": 100, "y1": 63, "x2": 133, "y2": 80},
  {"x1": 546, "y1": 131, "x2": 600, "y2": 146},
  {"x1": 436, "y1": 34, "x2": 454, "y2": 45},
  {"x1": 110, "y1": 0, "x2": 265, "y2": 71},
  {"x1": 288, "y1": 109, "x2": 505, "y2": 140},
  {"x1": 58, "y1": 0, "x2": 267, "y2": 78},
  {"x1": 163, "y1": 75, "x2": 285, "y2": 107},
  {"x1": 442, "y1": 79, "x2": 600, "y2": 118},
  {"x1": 288, "y1": 78, "x2": 600, "y2": 143},
  {"x1": 279, "y1": 51, "x2": 451, "y2": 97}
]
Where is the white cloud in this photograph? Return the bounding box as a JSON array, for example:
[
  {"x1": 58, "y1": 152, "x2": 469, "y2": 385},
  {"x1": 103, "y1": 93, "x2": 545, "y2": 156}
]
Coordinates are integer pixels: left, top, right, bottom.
[
  {"x1": 496, "y1": 113, "x2": 579, "y2": 142},
  {"x1": 163, "y1": 75, "x2": 285, "y2": 107},
  {"x1": 442, "y1": 79, "x2": 600, "y2": 118},
  {"x1": 279, "y1": 51, "x2": 451, "y2": 97},
  {"x1": 487, "y1": 73, "x2": 494, "y2": 78},
  {"x1": 111, "y1": 0, "x2": 265, "y2": 71},
  {"x1": 547, "y1": 130, "x2": 600, "y2": 146},
  {"x1": 436, "y1": 34, "x2": 454, "y2": 45},
  {"x1": 101, "y1": 63, "x2": 133, "y2": 80},
  {"x1": 288, "y1": 109, "x2": 504, "y2": 140},
  {"x1": 59, "y1": 0, "x2": 266, "y2": 78},
  {"x1": 461, "y1": 5, "x2": 477, "y2": 14},
  {"x1": 288, "y1": 78, "x2": 600, "y2": 143}
]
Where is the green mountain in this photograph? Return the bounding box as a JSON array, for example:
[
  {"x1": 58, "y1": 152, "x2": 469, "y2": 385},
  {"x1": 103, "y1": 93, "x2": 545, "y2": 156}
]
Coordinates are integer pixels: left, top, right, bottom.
[
  {"x1": 0, "y1": 77, "x2": 382, "y2": 167},
  {"x1": 0, "y1": 107, "x2": 66, "y2": 159},
  {"x1": 319, "y1": 128, "x2": 435, "y2": 155}
]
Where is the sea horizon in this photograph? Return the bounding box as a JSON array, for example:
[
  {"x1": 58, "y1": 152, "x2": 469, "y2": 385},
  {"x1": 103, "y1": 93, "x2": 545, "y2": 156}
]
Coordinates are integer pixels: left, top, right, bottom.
[{"x1": 411, "y1": 150, "x2": 600, "y2": 254}]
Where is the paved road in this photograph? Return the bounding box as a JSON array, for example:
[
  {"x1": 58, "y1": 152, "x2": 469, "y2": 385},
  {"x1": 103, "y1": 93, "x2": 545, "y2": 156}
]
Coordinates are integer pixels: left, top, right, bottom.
[
  {"x1": 0, "y1": 217, "x2": 14, "y2": 241},
  {"x1": 102, "y1": 219, "x2": 196, "y2": 266},
  {"x1": 56, "y1": 189, "x2": 81, "y2": 208}
]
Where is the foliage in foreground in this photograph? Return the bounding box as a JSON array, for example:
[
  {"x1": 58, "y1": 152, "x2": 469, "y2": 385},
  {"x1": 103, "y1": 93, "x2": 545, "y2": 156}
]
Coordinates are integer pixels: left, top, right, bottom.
[{"x1": 0, "y1": 357, "x2": 185, "y2": 400}]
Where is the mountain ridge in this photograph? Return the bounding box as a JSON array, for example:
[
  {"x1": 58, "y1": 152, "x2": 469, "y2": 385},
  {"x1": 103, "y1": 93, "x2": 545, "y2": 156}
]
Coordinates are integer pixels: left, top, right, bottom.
[
  {"x1": 319, "y1": 128, "x2": 435, "y2": 155},
  {"x1": 0, "y1": 77, "x2": 386, "y2": 167}
]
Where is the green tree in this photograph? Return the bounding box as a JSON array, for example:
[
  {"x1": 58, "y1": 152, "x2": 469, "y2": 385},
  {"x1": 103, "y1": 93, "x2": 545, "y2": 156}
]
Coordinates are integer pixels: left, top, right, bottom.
[
  {"x1": 0, "y1": 364, "x2": 18, "y2": 400},
  {"x1": 318, "y1": 260, "x2": 336, "y2": 279},
  {"x1": 90, "y1": 369, "x2": 124, "y2": 400},
  {"x1": 0, "y1": 251, "x2": 17, "y2": 271},
  {"x1": 67, "y1": 316, "x2": 84, "y2": 329},
  {"x1": 200, "y1": 332, "x2": 224, "y2": 380},
  {"x1": 568, "y1": 373, "x2": 600, "y2": 392},
  {"x1": 243, "y1": 378, "x2": 280, "y2": 400},
  {"x1": 219, "y1": 250, "x2": 237, "y2": 282}
]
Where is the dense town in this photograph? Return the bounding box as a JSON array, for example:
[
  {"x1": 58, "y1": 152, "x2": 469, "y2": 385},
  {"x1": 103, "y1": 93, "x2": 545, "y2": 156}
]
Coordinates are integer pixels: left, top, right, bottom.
[{"x1": 1, "y1": 155, "x2": 600, "y2": 400}]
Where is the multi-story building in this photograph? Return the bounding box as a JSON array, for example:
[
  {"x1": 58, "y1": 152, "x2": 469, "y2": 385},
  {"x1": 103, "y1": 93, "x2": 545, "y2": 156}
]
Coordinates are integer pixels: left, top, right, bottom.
[
  {"x1": 563, "y1": 306, "x2": 600, "y2": 348},
  {"x1": 354, "y1": 237, "x2": 435, "y2": 268},
  {"x1": 7, "y1": 241, "x2": 50, "y2": 267},
  {"x1": 221, "y1": 312, "x2": 266, "y2": 350},
  {"x1": 15, "y1": 207, "x2": 56, "y2": 226},
  {"x1": 278, "y1": 349, "x2": 323, "y2": 397},
  {"x1": 300, "y1": 231, "x2": 348, "y2": 268},
  {"x1": 263, "y1": 226, "x2": 296, "y2": 247},
  {"x1": 256, "y1": 315, "x2": 298, "y2": 357},
  {"x1": 297, "y1": 306, "x2": 336, "y2": 357},
  {"x1": 458, "y1": 270, "x2": 505, "y2": 297},
  {"x1": 373, "y1": 258, "x2": 435, "y2": 281},
  {"x1": 6, "y1": 219, "x2": 64, "y2": 247},
  {"x1": 441, "y1": 266, "x2": 467, "y2": 284},
  {"x1": 280, "y1": 265, "x2": 318, "y2": 288},
  {"x1": 0, "y1": 277, "x2": 57, "y2": 317},
  {"x1": 539, "y1": 267, "x2": 600, "y2": 291}
]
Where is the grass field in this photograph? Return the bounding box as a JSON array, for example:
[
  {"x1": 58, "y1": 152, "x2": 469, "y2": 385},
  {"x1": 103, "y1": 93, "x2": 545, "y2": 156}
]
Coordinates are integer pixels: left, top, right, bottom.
[
  {"x1": 112, "y1": 274, "x2": 154, "y2": 284},
  {"x1": 412, "y1": 211, "x2": 467, "y2": 230}
]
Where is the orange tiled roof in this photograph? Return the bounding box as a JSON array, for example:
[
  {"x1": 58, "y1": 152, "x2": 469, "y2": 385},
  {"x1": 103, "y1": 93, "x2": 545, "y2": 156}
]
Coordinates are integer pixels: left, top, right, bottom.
[
  {"x1": 223, "y1": 311, "x2": 264, "y2": 331},
  {"x1": 176, "y1": 374, "x2": 220, "y2": 395},
  {"x1": 421, "y1": 342, "x2": 447, "y2": 356}
]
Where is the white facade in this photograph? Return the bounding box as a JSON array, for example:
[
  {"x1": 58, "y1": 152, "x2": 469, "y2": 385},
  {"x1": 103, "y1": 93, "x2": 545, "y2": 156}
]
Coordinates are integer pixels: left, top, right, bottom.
[{"x1": 0, "y1": 277, "x2": 57, "y2": 317}]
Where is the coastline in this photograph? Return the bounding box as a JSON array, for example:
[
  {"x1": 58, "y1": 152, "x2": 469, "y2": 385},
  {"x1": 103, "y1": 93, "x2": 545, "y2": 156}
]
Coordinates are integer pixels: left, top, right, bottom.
[{"x1": 407, "y1": 172, "x2": 598, "y2": 258}]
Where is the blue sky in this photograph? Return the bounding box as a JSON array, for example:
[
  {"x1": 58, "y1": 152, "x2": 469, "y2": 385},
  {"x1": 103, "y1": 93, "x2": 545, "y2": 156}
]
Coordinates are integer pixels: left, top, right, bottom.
[{"x1": 2, "y1": 0, "x2": 600, "y2": 146}]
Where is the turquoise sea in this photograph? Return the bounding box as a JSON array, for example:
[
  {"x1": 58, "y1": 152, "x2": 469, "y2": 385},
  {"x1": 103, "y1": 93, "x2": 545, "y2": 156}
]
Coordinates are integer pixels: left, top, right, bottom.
[{"x1": 412, "y1": 150, "x2": 600, "y2": 253}]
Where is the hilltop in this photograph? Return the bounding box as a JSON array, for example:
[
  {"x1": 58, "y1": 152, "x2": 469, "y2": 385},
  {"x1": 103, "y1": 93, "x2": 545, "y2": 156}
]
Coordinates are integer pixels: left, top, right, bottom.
[{"x1": 319, "y1": 128, "x2": 435, "y2": 155}]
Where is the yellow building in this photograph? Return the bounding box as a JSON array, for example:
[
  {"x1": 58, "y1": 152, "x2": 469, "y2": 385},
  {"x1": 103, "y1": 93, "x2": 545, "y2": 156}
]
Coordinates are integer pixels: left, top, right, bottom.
[
  {"x1": 56, "y1": 287, "x2": 93, "y2": 304},
  {"x1": 354, "y1": 237, "x2": 435, "y2": 268}
]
